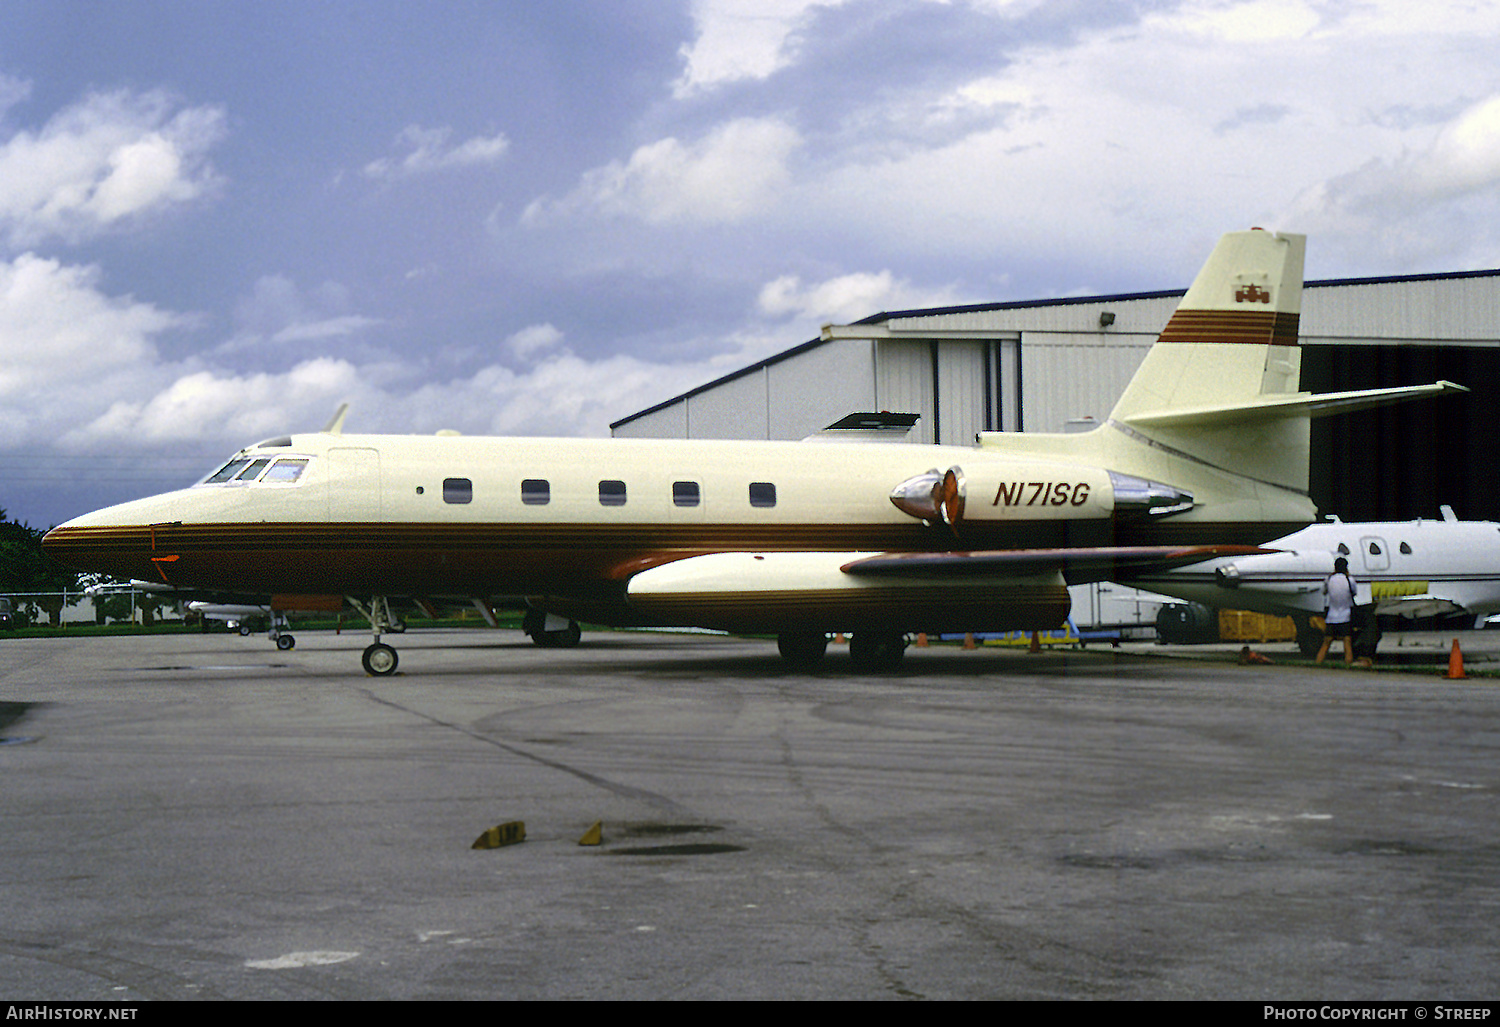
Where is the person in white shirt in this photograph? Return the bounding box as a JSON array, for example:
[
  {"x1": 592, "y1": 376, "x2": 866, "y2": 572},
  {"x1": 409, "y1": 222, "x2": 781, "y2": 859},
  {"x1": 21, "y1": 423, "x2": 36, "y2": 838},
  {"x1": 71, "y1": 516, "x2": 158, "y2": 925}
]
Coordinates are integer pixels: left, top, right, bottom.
[{"x1": 1316, "y1": 556, "x2": 1359, "y2": 664}]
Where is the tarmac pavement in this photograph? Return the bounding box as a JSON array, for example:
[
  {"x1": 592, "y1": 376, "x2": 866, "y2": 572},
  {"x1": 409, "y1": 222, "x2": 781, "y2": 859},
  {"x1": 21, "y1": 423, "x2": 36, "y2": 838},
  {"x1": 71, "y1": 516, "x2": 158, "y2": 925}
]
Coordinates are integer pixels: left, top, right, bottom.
[{"x1": 2, "y1": 628, "x2": 1498, "y2": 1000}]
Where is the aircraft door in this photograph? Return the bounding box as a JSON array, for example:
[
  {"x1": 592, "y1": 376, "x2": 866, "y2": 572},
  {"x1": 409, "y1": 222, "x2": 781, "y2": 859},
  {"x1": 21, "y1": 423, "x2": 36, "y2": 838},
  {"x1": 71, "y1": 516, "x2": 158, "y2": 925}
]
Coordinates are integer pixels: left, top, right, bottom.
[
  {"x1": 327, "y1": 447, "x2": 383, "y2": 521},
  {"x1": 1360, "y1": 536, "x2": 1390, "y2": 573}
]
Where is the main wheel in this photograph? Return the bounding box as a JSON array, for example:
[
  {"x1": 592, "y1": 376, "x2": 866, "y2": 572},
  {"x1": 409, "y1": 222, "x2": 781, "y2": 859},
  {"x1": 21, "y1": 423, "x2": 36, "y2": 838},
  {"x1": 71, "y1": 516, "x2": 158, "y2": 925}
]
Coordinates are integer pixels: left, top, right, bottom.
[
  {"x1": 849, "y1": 631, "x2": 907, "y2": 672},
  {"x1": 538, "y1": 620, "x2": 582, "y2": 648},
  {"x1": 276, "y1": 634, "x2": 296, "y2": 651},
  {"x1": 777, "y1": 631, "x2": 829, "y2": 669},
  {"x1": 1295, "y1": 617, "x2": 1324, "y2": 659},
  {"x1": 362, "y1": 642, "x2": 399, "y2": 676}
]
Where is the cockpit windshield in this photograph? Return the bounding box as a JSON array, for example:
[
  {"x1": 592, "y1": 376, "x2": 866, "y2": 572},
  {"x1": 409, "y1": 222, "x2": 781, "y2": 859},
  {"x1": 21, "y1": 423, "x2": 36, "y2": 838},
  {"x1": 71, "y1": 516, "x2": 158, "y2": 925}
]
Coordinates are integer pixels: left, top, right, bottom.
[{"x1": 198, "y1": 454, "x2": 312, "y2": 487}]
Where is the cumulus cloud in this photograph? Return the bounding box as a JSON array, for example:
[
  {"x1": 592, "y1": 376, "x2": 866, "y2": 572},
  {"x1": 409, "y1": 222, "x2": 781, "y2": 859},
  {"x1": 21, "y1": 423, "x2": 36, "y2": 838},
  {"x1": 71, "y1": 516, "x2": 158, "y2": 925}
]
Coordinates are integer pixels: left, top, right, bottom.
[
  {"x1": 218, "y1": 275, "x2": 382, "y2": 355},
  {"x1": 758, "y1": 270, "x2": 970, "y2": 324},
  {"x1": 0, "y1": 249, "x2": 779, "y2": 458},
  {"x1": 504, "y1": 323, "x2": 565, "y2": 362},
  {"x1": 673, "y1": 0, "x2": 856, "y2": 97},
  {"x1": 0, "y1": 89, "x2": 226, "y2": 248},
  {"x1": 1278, "y1": 94, "x2": 1500, "y2": 266},
  {"x1": 0, "y1": 254, "x2": 187, "y2": 399},
  {"x1": 71, "y1": 358, "x2": 370, "y2": 447},
  {"x1": 522, "y1": 117, "x2": 801, "y2": 226},
  {"x1": 361, "y1": 124, "x2": 510, "y2": 182},
  {"x1": 0, "y1": 72, "x2": 30, "y2": 119}
]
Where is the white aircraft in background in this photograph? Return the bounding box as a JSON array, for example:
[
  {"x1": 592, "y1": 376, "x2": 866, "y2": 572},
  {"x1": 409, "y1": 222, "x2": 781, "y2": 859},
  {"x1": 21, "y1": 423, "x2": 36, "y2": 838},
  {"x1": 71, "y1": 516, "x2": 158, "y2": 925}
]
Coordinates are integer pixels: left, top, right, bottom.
[
  {"x1": 1133, "y1": 507, "x2": 1500, "y2": 654},
  {"x1": 188, "y1": 601, "x2": 279, "y2": 638},
  {"x1": 43, "y1": 229, "x2": 1465, "y2": 674},
  {"x1": 186, "y1": 595, "x2": 348, "y2": 648}
]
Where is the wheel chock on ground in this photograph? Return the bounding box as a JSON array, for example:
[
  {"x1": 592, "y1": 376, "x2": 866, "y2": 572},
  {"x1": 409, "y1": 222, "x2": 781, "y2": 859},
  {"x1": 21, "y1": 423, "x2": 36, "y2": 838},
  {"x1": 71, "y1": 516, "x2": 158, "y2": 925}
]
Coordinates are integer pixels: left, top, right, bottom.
[
  {"x1": 1446, "y1": 639, "x2": 1468, "y2": 680},
  {"x1": 578, "y1": 821, "x2": 603, "y2": 846},
  {"x1": 472, "y1": 820, "x2": 526, "y2": 850}
]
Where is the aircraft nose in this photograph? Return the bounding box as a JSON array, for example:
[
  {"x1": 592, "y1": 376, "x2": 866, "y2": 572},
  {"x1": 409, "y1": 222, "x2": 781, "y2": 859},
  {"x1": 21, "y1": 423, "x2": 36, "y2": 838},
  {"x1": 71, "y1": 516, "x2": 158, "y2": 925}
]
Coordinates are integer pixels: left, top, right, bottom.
[{"x1": 41, "y1": 517, "x2": 157, "y2": 580}]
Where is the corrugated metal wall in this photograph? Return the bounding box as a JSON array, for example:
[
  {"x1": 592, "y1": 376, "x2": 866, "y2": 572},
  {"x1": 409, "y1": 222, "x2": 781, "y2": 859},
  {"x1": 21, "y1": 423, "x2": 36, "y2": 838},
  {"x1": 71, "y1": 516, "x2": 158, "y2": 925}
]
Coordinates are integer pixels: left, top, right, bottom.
[{"x1": 613, "y1": 272, "x2": 1500, "y2": 519}]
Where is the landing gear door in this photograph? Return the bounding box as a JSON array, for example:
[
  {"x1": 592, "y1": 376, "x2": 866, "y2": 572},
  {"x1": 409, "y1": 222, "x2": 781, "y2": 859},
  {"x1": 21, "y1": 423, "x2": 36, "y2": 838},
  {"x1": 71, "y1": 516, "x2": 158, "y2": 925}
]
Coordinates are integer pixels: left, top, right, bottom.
[
  {"x1": 327, "y1": 447, "x2": 382, "y2": 521},
  {"x1": 1360, "y1": 536, "x2": 1390, "y2": 573}
]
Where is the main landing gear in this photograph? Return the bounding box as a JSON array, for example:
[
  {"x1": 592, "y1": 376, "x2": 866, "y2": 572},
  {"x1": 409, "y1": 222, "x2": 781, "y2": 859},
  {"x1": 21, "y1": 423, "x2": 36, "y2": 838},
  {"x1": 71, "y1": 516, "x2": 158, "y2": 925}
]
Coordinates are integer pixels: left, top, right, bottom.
[
  {"x1": 523, "y1": 608, "x2": 582, "y2": 648},
  {"x1": 347, "y1": 596, "x2": 406, "y2": 676},
  {"x1": 268, "y1": 611, "x2": 295, "y2": 652},
  {"x1": 776, "y1": 630, "x2": 909, "y2": 671}
]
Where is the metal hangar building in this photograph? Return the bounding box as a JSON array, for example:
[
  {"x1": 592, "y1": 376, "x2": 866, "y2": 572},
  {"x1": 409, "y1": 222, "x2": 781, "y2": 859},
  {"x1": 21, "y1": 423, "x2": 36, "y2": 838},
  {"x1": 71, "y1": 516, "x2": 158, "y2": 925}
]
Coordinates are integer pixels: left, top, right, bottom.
[{"x1": 612, "y1": 268, "x2": 1500, "y2": 524}]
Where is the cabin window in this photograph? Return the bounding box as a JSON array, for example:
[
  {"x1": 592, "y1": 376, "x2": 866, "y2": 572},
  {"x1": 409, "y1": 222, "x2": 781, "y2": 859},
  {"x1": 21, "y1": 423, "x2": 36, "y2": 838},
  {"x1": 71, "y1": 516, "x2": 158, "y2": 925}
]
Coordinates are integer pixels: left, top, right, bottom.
[
  {"x1": 1368, "y1": 541, "x2": 1382, "y2": 556},
  {"x1": 261, "y1": 458, "x2": 309, "y2": 484},
  {"x1": 749, "y1": 482, "x2": 777, "y2": 508},
  {"x1": 1400, "y1": 541, "x2": 1412, "y2": 555},
  {"x1": 522, "y1": 479, "x2": 550, "y2": 505},
  {"x1": 673, "y1": 481, "x2": 700, "y2": 507},
  {"x1": 599, "y1": 480, "x2": 627, "y2": 507},
  {"x1": 444, "y1": 478, "x2": 473, "y2": 504},
  {"x1": 1337, "y1": 543, "x2": 1350, "y2": 555}
]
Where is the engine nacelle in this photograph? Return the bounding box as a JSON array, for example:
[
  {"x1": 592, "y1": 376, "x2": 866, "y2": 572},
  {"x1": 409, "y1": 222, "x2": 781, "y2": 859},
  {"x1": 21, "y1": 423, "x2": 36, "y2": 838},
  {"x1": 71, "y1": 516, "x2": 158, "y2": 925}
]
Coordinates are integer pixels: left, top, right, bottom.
[
  {"x1": 1214, "y1": 550, "x2": 1335, "y2": 595},
  {"x1": 890, "y1": 463, "x2": 1192, "y2": 525}
]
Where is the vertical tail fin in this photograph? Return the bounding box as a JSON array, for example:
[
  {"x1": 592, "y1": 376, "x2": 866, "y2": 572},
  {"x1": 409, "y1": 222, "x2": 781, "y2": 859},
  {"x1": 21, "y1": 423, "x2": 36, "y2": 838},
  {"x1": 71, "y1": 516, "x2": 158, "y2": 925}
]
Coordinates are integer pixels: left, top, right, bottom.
[
  {"x1": 1109, "y1": 228, "x2": 1305, "y2": 428},
  {"x1": 1106, "y1": 229, "x2": 1310, "y2": 496}
]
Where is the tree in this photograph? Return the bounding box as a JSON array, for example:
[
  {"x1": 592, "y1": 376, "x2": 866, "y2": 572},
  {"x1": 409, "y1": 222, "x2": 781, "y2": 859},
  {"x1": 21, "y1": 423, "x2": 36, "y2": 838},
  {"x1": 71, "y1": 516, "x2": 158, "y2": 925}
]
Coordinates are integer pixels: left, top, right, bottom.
[{"x1": 0, "y1": 508, "x2": 79, "y2": 627}]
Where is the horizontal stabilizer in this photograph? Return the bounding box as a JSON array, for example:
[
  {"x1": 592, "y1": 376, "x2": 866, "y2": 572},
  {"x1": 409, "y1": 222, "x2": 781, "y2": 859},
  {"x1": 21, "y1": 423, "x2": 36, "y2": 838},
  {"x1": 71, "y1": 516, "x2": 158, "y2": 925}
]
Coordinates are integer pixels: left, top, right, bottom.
[
  {"x1": 842, "y1": 544, "x2": 1272, "y2": 586},
  {"x1": 1123, "y1": 381, "x2": 1469, "y2": 429}
]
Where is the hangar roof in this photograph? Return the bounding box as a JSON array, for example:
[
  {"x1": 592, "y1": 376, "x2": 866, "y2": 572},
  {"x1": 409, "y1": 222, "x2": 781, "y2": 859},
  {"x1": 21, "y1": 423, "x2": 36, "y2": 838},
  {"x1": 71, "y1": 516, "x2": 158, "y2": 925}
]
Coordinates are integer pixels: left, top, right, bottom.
[{"x1": 611, "y1": 266, "x2": 1500, "y2": 431}]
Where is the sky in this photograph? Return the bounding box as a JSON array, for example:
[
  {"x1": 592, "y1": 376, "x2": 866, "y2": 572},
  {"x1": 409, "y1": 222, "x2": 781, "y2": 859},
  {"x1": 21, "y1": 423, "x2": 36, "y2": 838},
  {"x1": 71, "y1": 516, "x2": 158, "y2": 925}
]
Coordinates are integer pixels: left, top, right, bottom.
[{"x1": 4, "y1": 0, "x2": 1500, "y2": 528}]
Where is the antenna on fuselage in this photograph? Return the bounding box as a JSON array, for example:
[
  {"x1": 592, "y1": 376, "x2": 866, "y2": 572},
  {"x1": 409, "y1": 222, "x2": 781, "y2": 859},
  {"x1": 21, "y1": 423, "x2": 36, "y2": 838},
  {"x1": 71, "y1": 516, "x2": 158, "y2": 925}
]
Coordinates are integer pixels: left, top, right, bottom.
[{"x1": 322, "y1": 403, "x2": 350, "y2": 435}]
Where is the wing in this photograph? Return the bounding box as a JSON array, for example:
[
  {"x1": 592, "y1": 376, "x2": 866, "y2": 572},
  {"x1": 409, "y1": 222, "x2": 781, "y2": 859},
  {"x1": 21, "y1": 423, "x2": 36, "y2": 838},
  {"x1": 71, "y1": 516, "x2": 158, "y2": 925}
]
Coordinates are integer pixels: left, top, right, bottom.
[{"x1": 841, "y1": 544, "x2": 1273, "y2": 586}]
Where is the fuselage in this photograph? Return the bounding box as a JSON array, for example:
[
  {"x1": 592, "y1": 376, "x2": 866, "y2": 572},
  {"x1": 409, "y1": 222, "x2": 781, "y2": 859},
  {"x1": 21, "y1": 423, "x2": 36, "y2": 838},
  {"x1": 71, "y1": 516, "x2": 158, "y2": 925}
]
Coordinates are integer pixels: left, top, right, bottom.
[{"x1": 41, "y1": 428, "x2": 1302, "y2": 625}]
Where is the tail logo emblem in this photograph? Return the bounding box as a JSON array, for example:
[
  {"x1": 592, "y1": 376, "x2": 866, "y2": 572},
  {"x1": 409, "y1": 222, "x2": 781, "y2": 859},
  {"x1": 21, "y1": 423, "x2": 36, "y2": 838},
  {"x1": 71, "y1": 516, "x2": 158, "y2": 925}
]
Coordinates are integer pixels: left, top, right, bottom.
[{"x1": 1235, "y1": 284, "x2": 1271, "y2": 303}]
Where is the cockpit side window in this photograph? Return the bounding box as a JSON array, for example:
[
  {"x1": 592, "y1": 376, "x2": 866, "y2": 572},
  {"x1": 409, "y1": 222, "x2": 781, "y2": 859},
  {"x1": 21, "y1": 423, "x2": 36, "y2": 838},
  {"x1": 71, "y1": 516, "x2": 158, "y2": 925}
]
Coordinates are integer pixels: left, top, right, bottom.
[
  {"x1": 261, "y1": 458, "x2": 310, "y2": 484},
  {"x1": 203, "y1": 458, "x2": 253, "y2": 484}
]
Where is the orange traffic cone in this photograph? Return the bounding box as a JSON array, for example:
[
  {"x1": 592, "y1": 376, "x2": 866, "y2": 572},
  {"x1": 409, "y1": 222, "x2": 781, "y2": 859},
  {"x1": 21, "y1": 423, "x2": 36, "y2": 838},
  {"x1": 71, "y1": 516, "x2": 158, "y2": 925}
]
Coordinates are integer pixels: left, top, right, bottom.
[
  {"x1": 963, "y1": 632, "x2": 976, "y2": 650},
  {"x1": 1446, "y1": 638, "x2": 1468, "y2": 680},
  {"x1": 1029, "y1": 630, "x2": 1041, "y2": 654},
  {"x1": 916, "y1": 633, "x2": 928, "y2": 647}
]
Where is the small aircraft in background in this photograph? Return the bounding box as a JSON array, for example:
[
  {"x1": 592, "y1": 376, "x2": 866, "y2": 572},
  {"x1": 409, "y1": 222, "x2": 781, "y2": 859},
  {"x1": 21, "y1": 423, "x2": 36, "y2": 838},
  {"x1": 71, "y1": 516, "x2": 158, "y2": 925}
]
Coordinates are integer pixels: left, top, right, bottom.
[
  {"x1": 1132, "y1": 507, "x2": 1500, "y2": 654},
  {"x1": 43, "y1": 229, "x2": 1467, "y2": 674},
  {"x1": 186, "y1": 594, "x2": 348, "y2": 649}
]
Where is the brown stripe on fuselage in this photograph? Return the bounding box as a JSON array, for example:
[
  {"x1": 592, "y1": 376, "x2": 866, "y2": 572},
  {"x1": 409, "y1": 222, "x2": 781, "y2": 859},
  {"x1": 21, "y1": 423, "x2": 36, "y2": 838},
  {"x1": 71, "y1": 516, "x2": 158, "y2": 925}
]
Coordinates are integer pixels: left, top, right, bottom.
[{"x1": 41, "y1": 518, "x2": 1305, "y2": 597}]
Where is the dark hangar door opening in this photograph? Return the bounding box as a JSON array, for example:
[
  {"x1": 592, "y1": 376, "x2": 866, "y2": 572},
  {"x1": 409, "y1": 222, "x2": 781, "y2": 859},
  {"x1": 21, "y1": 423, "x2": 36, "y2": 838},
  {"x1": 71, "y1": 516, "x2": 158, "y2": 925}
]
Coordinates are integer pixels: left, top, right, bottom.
[{"x1": 1303, "y1": 345, "x2": 1500, "y2": 523}]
